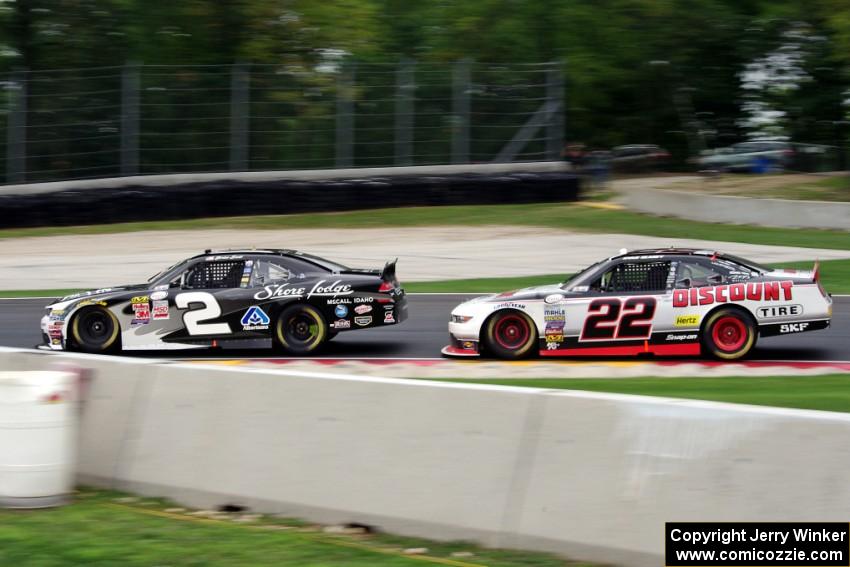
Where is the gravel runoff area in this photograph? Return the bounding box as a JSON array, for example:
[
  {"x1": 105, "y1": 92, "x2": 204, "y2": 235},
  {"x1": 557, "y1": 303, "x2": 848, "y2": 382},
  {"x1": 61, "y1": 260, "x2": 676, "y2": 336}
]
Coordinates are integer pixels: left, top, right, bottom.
[{"x1": 2, "y1": 225, "x2": 850, "y2": 290}]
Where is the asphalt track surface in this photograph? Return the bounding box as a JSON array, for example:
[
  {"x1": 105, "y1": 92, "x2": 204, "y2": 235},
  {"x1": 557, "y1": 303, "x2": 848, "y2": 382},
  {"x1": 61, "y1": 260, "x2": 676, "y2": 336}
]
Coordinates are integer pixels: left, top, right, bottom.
[{"x1": 2, "y1": 294, "x2": 849, "y2": 362}]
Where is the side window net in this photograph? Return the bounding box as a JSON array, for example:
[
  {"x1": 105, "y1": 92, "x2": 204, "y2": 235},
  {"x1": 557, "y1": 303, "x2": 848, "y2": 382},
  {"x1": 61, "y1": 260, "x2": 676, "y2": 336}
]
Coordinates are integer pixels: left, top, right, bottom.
[
  {"x1": 596, "y1": 261, "x2": 670, "y2": 292},
  {"x1": 186, "y1": 261, "x2": 245, "y2": 289}
]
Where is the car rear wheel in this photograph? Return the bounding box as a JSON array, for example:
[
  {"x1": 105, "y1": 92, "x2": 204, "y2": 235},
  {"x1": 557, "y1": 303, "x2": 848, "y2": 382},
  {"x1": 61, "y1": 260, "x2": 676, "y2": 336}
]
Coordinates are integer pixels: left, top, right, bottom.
[
  {"x1": 702, "y1": 308, "x2": 757, "y2": 360},
  {"x1": 70, "y1": 307, "x2": 121, "y2": 353},
  {"x1": 483, "y1": 310, "x2": 537, "y2": 360},
  {"x1": 274, "y1": 304, "x2": 328, "y2": 355}
]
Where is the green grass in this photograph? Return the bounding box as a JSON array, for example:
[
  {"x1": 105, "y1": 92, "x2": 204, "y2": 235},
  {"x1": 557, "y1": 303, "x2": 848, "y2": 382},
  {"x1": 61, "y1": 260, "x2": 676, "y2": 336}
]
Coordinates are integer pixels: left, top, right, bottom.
[
  {"x1": 0, "y1": 489, "x2": 575, "y2": 567},
  {"x1": 445, "y1": 375, "x2": 850, "y2": 413},
  {"x1": 3, "y1": 257, "x2": 849, "y2": 297},
  {"x1": 2, "y1": 202, "x2": 849, "y2": 250},
  {"x1": 405, "y1": 274, "x2": 566, "y2": 293}
]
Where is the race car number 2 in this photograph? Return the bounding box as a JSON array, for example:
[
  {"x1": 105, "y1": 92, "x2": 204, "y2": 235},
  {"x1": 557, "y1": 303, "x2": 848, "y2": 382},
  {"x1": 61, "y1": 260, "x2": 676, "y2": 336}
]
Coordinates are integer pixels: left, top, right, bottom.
[
  {"x1": 580, "y1": 297, "x2": 656, "y2": 341},
  {"x1": 175, "y1": 292, "x2": 232, "y2": 335}
]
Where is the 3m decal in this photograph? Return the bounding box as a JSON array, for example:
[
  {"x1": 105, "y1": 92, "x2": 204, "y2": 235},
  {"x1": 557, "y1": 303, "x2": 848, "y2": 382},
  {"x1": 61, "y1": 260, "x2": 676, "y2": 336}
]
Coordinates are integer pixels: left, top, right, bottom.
[
  {"x1": 131, "y1": 302, "x2": 150, "y2": 326},
  {"x1": 580, "y1": 297, "x2": 657, "y2": 341},
  {"x1": 240, "y1": 306, "x2": 270, "y2": 331},
  {"x1": 672, "y1": 281, "x2": 793, "y2": 308},
  {"x1": 176, "y1": 292, "x2": 231, "y2": 335}
]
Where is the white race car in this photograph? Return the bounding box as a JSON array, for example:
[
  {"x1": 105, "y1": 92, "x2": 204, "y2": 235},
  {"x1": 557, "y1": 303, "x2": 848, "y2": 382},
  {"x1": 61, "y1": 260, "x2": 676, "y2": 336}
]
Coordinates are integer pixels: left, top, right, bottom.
[{"x1": 443, "y1": 248, "x2": 832, "y2": 360}]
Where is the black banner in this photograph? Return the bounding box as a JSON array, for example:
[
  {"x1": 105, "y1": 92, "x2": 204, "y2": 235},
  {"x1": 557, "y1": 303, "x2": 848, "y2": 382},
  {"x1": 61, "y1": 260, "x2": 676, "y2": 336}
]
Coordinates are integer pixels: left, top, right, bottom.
[{"x1": 666, "y1": 522, "x2": 850, "y2": 567}]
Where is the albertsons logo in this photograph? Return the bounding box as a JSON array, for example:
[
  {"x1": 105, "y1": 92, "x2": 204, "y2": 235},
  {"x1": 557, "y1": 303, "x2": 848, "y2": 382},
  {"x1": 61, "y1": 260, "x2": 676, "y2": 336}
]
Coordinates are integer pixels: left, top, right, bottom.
[{"x1": 241, "y1": 306, "x2": 270, "y2": 330}]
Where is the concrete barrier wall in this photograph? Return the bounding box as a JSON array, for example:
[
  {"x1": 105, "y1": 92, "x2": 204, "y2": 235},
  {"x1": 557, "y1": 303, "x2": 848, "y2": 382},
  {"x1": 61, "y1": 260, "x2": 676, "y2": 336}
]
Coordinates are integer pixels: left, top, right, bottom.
[
  {"x1": 3, "y1": 347, "x2": 850, "y2": 566},
  {"x1": 620, "y1": 185, "x2": 850, "y2": 230}
]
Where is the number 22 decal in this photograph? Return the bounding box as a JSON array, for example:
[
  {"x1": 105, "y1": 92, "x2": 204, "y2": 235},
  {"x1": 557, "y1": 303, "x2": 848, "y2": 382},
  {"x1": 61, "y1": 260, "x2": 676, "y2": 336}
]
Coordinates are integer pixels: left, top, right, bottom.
[
  {"x1": 580, "y1": 297, "x2": 656, "y2": 341},
  {"x1": 175, "y1": 292, "x2": 232, "y2": 335}
]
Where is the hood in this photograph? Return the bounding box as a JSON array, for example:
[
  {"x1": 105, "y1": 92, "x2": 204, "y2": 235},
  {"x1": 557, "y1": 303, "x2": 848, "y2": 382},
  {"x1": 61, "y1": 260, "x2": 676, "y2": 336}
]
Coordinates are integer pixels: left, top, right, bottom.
[
  {"x1": 485, "y1": 283, "x2": 564, "y2": 302},
  {"x1": 47, "y1": 283, "x2": 149, "y2": 309}
]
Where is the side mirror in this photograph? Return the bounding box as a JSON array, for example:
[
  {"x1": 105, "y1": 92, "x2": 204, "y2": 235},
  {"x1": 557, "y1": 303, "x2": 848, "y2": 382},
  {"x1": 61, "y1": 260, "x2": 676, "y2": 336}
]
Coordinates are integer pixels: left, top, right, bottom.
[{"x1": 675, "y1": 277, "x2": 691, "y2": 289}]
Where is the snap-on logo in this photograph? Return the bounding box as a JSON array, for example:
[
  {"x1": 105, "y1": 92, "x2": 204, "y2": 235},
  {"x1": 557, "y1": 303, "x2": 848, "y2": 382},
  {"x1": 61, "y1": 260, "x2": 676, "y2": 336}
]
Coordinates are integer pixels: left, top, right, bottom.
[{"x1": 673, "y1": 281, "x2": 793, "y2": 308}]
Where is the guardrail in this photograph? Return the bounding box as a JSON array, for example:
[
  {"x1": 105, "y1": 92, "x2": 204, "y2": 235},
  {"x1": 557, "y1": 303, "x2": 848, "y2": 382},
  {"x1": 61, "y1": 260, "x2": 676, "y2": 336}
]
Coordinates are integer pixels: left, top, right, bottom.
[
  {"x1": 4, "y1": 346, "x2": 849, "y2": 566},
  {"x1": 619, "y1": 185, "x2": 850, "y2": 230}
]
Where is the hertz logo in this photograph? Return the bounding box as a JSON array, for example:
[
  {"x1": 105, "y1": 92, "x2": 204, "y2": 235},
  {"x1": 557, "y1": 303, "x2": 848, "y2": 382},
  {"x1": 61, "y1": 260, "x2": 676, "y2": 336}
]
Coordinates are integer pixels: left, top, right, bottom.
[{"x1": 674, "y1": 315, "x2": 700, "y2": 327}]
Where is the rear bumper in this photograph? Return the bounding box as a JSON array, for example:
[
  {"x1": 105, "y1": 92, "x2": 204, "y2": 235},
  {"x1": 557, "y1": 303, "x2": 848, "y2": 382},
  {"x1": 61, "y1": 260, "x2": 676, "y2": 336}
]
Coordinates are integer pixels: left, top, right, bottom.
[{"x1": 758, "y1": 318, "x2": 830, "y2": 338}]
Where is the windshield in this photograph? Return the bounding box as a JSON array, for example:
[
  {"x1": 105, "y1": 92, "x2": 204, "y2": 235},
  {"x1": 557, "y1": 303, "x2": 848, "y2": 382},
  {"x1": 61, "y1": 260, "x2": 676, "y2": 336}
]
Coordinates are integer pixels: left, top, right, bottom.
[
  {"x1": 147, "y1": 259, "x2": 188, "y2": 283},
  {"x1": 561, "y1": 260, "x2": 605, "y2": 289}
]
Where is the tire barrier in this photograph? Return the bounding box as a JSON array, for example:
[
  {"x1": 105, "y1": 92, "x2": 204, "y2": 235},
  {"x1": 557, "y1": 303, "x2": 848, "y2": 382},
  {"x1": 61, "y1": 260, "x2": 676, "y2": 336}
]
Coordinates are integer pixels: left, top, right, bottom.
[{"x1": 0, "y1": 169, "x2": 580, "y2": 229}]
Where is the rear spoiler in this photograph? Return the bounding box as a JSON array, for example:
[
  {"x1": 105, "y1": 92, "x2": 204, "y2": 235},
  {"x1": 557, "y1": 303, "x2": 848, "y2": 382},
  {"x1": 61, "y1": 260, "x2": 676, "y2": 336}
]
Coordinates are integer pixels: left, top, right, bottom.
[{"x1": 381, "y1": 258, "x2": 398, "y2": 282}]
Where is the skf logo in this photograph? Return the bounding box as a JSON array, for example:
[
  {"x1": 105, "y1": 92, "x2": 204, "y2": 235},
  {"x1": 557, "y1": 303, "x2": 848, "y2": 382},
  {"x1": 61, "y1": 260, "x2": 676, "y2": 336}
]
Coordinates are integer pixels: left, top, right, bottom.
[
  {"x1": 757, "y1": 304, "x2": 802, "y2": 318},
  {"x1": 674, "y1": 315, "x2": 700, "y2": 327},
  {"x1": 780, "y1": 322, "x2": 809, "y2": 334},
  {"x1": 673, "y1": 281, "x2": 793, "y2": 308},
  {"x1": 241, "y1": 306, "x2": 270, "y2": 330}
]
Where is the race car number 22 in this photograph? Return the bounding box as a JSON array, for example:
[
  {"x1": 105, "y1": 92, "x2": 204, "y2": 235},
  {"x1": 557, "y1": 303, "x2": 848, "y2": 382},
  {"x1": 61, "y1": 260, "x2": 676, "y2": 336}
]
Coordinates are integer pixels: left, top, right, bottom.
[{"x1": 580, "y1": 297, "x2": 656, "y2": 341}]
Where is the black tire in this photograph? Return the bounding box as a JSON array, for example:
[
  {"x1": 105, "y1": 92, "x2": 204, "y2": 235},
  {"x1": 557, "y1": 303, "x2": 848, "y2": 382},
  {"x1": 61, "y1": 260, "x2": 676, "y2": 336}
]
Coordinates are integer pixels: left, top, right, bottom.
[
  {"x1": 701, "y1": 308, "x2": 757, "y2": 360},
  {"x1": 274, "y1": 303, "x2": 328, "y2": 355},
  {"x1": 482, "y1": 310, "x2": 538, "y2": 360},
  {"x1": 70, "y1": 307, "x2": 121, "y2": 353}
]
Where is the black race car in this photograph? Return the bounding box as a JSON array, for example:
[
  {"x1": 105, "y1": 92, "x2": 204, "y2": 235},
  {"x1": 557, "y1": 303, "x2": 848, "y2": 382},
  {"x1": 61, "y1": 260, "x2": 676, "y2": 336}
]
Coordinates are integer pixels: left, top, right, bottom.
[{"x1": 40, "y1": 249, "x2": 406, "y2": 355}]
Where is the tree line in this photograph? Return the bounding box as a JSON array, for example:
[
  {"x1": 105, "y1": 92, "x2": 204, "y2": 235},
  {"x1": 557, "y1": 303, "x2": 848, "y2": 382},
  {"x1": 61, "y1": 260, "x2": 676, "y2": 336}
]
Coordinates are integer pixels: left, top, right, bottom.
[{"x1": 1, "y1": 0, "x2": 849, "y2": 172}]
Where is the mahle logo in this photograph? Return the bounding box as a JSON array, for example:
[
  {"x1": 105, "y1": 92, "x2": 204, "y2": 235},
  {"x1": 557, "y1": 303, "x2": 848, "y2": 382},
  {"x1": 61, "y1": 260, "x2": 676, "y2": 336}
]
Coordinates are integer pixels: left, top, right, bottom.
[{"x1": 241, "y1": 306, "x2": 270, "y2": 330}]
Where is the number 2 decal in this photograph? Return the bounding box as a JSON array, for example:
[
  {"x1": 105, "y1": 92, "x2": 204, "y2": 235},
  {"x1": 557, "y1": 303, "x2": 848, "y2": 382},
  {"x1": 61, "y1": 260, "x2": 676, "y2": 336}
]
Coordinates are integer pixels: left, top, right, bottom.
[
  {"x1": 175, "y1": 292, "x2": 232, "y2": 335},
  {"x1": 580, "y1": 297, "x2": 656, "y2": 341}
]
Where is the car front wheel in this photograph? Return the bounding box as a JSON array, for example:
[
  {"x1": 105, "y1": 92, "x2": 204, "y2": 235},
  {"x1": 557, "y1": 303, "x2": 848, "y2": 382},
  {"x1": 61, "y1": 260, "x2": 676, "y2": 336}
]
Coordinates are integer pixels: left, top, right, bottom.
[
  {"x1": 70, "y1": 307, "x2": 121, "y2": 353},
  {"x1": 483, "y1": 310, "x2": 538, "y2": 360}
]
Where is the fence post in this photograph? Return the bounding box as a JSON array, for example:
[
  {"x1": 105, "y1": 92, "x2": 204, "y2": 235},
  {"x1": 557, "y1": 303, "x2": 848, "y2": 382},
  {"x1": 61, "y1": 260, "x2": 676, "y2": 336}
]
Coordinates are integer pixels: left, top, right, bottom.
[
  {"x1": 229, "y1": 63, "x2": 250, "y2": 171},
  {"x1": 451, "y1": 58, "x2": 471, "y2": 164},
  {"x1": 121, "y1": 62, "x2": 140, "y2": 176},
  {"x1": 546, "y1": 63, "x2": 565, "y2": 160},
  {"x1": 395, "y1": 58, "x2": 415, "y2": 166},
  {"x1": 336, "y1": 61, "x2": 355, "y2": 168},
  {"x1": 6, "y1": 70, "x2": 27, "y2": 184}
]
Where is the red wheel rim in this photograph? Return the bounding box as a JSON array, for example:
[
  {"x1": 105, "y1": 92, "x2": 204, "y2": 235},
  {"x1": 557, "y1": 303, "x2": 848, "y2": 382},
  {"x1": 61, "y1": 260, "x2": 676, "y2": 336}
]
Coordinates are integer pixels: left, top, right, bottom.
[
  {"x1": 712, "y1": 316, "x2": 747, "y2": 352},
  {"x1": 494, "y1": 315, "x2": 530, "y2": 349}
]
